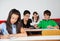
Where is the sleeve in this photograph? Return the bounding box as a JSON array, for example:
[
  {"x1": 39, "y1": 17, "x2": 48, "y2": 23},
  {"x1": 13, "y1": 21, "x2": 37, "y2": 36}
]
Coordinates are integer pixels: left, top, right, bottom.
[
  {"x1": 28, "y1": 19, "x2": 32, "y2": 23},
  {"x1": 52, "y1": 20, "x2": 58, "y2": 26},
  {"x1": 0, "y1": 23, "x2": 9, "y2": 35},
  {"x1": 28, "y1": 19, "x2": 33, "y2": 27},
  {"x1": 37, "y1": 21, "x2": 42, "y2": 28}
]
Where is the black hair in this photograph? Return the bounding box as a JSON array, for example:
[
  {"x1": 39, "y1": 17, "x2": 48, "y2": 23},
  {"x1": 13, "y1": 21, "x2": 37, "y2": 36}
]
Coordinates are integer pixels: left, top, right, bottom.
[
  {"x1": 33, "y1": 11, "x2": 38, "y2": 15},
  {"x1": 44, "y1": 10, "x2": 51, "y2": 16},
  {"x1": 23, "y1": 10, "x2": 30, "y2": 15},
  {"x1": 5, "y1": 9, "x2": 22, "y2": 34}
]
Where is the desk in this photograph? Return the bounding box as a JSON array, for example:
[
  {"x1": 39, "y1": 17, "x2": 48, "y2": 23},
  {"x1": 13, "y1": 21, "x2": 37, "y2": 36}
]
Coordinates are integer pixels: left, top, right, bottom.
[
  {"x1": 42, "y1": 29, "x2": 60, "y2": 36},
  {"x1": 25, "y1": 29, "x2": 60, "y2": 36},
  {"x1": 0, "y1": 29, "x2": 60, "y2": 41},
  {"x1": 25, "y1": 29, "x2": 59, "y2": 31},
  {"x1": 10, "y1": 36, "x2": 60, "y2": 41},
  {"x1": 25, "y1": 29, "x2": 42, "y2": 31},
  {"x1": 0, "y1": 36, "x2": 60, "y2": 41}
]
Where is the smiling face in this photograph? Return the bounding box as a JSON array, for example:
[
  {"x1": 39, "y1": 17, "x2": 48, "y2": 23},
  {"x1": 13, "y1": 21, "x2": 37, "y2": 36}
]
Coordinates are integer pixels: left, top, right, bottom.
[
  {"x1": 44, "y1": 14, "x2": 50, "y2": 20},
  {"x1": 24, "y1": 14, "x2": 30, "y2": 21},
  {"x1": 43, "y1": 10, "x2": 51, "y2": 20},
  {"x1": 33, "y1": 13, "x2": 38, "y2": 19},
  {"x1": 10, "y1": 14, "x2": 19, "y2": 24}
]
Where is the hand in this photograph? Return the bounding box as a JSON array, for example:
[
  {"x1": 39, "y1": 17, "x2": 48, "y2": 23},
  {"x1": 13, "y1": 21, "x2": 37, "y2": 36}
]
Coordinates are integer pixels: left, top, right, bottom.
[
  {"x1": 34, "y1": 24, "x2": 38, "y2": 28},
  {"x1": 1, "y1": 35, "x2": 9, "y2": 39},
  {"x1": 47, "y1": 25, "x2": 54, "y2": 29}
]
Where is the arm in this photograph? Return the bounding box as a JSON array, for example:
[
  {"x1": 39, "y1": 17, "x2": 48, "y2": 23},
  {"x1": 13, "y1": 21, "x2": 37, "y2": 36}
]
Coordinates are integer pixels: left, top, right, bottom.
[
  {"x1": 47, "y1": 25, "x2": 59, "y2": 29},
  {"x1": 47, "y1": 20, "x2": 59, "y2": 29},
  {"x1": 52, "y1": 20, "x2": 59, "y2": 29},
  {"x1": 34, "y1": 21, "x2": 42, "y2": 29},
  {"x1": 1, "y1": 27, "x2": 27, "y2": 39},
  {"x1": 54, "y1": 25, "x2": 59, "y2": 29},
  {"x1": 34, "y1": 24, "x2": 39, "y2": 29},
  {"x1": 19, "y1": 27, "x2": 27, "y2": 36},
  {"x1": 9, "y1": 27, "x2": 27, "y2": 37}
]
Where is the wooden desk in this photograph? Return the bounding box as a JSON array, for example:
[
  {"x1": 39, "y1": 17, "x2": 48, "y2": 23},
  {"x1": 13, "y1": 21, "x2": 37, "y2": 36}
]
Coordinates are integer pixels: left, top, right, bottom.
[
  {"x1": 0, "y1": 29, "x2": 60, "y2": 41},
  {"x1": 12, "y1": 36, "x2": 60, "y2": 41},
  {"x1": 25, "y1": 29, "x2": 42, "y2": 31},
  {"x1": 42, "y1": 29, "x2": 60, "y2": 36},
  {"x1": 25, "y1": 29, "x2": 42, "y2": 36},
  {"x1": 0, "y1": 36, "x2": 60, "y2": 41},
  {"x1": 25, "y1": 29, "x2": 60, "y2": 36}
]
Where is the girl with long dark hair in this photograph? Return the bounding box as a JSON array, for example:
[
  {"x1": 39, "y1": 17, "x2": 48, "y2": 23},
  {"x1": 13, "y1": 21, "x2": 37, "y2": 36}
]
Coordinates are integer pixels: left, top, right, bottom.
[
  {"x1": 0, "y1": 9, "x2": 27, "y2": 39},
  {"x1": 31, "y1": 11, "x2": 40, "y2": 28}
]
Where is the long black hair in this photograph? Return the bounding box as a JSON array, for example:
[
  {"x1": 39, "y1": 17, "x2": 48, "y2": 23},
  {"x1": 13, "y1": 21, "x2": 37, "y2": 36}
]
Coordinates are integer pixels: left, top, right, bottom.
[
  {"x1": 32, "y1": 12, "x2": 39, "y2": 22},
  {"x1": 5, "y1": 9, "x2": 22, "y2": 34}
]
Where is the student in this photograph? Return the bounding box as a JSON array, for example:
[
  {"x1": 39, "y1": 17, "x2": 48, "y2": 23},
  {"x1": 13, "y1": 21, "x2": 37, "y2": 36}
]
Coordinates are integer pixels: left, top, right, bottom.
[
  {"x1": 31, "y1": 11, "x2": 40, "y2": 26},
  {"x1": 0, "y1": 9, "x2": 27, "y2": 39},
  {"x1": 35, "y1": 10, "x2": 59, "y2": 29},
  {"x1": 21, "y1": 10, "x2": 32, "y2": 28},
  {"x1": 31, "y1": 12, "x2": 41, "y2": 34}
]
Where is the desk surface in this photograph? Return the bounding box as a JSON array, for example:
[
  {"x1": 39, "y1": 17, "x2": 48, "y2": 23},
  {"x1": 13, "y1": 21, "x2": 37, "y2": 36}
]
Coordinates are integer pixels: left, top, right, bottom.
[
  {"x1": 25, "y1": 29, "x2": 60, "y2": 36},
  {"x1": 25, "y1": 29, "x2": 59, "y2": 31},
  {"x1": 0, "y1": 36, "x2": 60, "y2": 41},
  {"x1": 0, "y1": 29, "x2": 60, "y2": 41},
  {"x1": 9, "y1": 35, "x2": 60, "y2": 40}
]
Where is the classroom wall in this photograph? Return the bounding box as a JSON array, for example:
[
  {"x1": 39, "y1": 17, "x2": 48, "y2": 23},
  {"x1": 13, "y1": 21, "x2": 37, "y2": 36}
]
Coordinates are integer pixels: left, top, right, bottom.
[{"x1": 0, "y1": 0, "x2": 60, "y2": 20}]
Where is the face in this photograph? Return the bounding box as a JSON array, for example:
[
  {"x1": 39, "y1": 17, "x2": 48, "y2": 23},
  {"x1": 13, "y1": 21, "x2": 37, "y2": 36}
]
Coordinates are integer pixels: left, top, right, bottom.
[
  {"x1": 24, "y1": 14, "x2": 30, "y2": 21},
  {"x1": 44, "y1": 14, "x2": 50, "y2": 20},
  {"x1": 10, "y1": 14, "x2": 19, "y2": 24},
  {"x1": 33, "y1": 13, "x2": 38, "y2": 19}
]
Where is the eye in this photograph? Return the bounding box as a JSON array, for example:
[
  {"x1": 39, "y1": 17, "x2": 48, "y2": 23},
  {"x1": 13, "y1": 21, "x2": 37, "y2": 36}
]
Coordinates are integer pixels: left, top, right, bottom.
[
  {"x1": 12, "y1": 17, "x2": 15, "y2": 19},
  {"x1": 15, "y1": 18, "x2": 18, "y2": 20}
]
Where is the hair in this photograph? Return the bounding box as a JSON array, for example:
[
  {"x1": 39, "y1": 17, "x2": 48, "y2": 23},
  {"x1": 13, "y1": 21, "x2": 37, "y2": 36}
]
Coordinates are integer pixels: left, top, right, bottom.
[
  {"x1": 44, "y1": 10, "x2": 51, "y2": 16},
  {"x1": 23, "y1": 10, "x2": 30, "y2": 15},
  {"x1": 32, "y1": 11, "x2": 39, "y2": 22},
  {"x1": 5, "y1": 9, "x2": 22, "y2": 34}
]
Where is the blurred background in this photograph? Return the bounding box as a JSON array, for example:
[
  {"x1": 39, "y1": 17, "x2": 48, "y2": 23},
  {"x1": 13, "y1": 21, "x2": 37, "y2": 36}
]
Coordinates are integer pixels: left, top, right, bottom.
[{"x1": 0, "y1": 0, "x2": 60, "y2": 20}]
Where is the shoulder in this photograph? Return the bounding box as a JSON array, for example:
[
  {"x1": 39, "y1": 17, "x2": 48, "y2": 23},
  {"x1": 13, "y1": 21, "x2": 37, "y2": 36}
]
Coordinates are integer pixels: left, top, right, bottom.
[
  {"x1": 0, "y1": 23, "x2": 6, "y2": 29},
  {"x1": 40, "y1": 19, "x2": 45, "y2": 22},
  {"x1": 49, "y1": 19, "x2": 55, "y2": 22},
  {"x1": 28, "y1": 19, "x2": 32, "y2": 22},
  {"x1": 49, "y1": 20, "x2": 57, "y2": 24},
  {"x1": 29, "y1": 19, "x2": 32, "y2": 21},
  {"x1": 38, "y1": 19, "x2": 46, "y2": 24},
  {"x1": 0, "y1": 23, "x2": 6, "y2": 26}
]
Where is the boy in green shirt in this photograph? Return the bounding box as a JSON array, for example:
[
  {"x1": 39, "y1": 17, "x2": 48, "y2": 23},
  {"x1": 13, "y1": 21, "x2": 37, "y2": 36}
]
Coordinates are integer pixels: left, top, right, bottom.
[{"x1": 35, "y1": 10, "x2": 59, "y2": 29}]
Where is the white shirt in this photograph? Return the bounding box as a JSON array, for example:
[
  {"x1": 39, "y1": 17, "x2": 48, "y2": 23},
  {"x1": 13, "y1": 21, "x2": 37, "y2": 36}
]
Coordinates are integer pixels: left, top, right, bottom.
[{"x1": 31, "y1": 19, "x2": 40, "y2": 26}]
